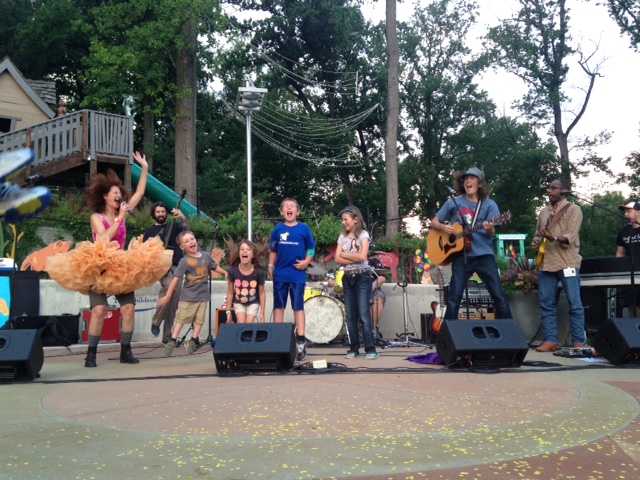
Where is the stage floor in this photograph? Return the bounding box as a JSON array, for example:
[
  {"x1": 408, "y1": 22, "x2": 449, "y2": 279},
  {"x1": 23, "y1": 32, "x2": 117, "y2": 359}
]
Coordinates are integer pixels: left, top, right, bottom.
[{"x1": 1, "y1": 340, "x2": 640, "y2": 479}]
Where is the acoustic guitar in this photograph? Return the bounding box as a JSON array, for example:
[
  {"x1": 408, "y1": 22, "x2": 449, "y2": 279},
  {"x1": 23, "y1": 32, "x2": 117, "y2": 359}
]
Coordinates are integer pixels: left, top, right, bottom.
[{"x1": 427, "y1": 212, "x2": 513, "y2": 266}]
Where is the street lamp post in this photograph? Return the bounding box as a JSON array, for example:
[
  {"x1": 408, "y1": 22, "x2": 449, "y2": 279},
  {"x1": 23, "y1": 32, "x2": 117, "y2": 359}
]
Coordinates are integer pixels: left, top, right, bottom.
[{"x1": 236, "y1": 77, "x2": 267, "y2": 241}]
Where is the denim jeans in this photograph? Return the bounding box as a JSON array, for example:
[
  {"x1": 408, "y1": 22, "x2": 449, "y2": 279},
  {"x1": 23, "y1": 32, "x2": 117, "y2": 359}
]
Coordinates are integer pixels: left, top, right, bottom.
[
  {"x1": 343, "y1": 271, "x2": 376, "y2": 354},
  {"x1": 538, "y1": 269, "x2": 586, "y2": 345},
  {"x1": 444, "y1": 254, "x2": 513, "y2": 320}
]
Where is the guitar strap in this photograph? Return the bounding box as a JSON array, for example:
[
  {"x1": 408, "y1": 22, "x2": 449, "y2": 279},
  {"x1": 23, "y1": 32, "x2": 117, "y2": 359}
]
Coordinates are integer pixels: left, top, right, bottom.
[
  {"x1": 547, "y1": 203, "x2": 571, "y2": 231},
  {"x1": 469, "y1": 199, "x2": 483, "y2": 230}
]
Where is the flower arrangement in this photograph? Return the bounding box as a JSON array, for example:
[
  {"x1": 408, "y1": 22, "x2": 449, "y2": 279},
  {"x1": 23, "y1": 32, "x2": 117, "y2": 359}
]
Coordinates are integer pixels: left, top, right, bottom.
[{"x1": 500, "y1": 257, "x2": 538, "y2": 296}]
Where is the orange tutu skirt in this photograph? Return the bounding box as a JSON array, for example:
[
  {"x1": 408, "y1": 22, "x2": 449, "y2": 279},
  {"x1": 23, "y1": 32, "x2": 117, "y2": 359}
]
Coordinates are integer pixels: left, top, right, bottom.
[{"x1": 47, "y1": 236, "x2": 172, "y2": 295}]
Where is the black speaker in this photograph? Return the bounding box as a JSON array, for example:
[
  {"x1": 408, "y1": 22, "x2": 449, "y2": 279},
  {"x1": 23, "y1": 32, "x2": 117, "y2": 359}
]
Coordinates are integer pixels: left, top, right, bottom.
[
  {"x1": 593, "y1": 318, "x2": 640, "y2": 365},
  {"x1": 0, "y1": 271, "x2": 40, "y2": 317},
  {"x1": 214, "y1": 323, "x2": 295, "y2": 373},
  {"x1": 0, "y1": 330, "x2": 44, "y2": 380},
  {"x1": 436, "y1": 319, "x2": 529, "y2": 369},
  {"x1": 11, "y1": 315, "x2": 80, "y2": 346}
]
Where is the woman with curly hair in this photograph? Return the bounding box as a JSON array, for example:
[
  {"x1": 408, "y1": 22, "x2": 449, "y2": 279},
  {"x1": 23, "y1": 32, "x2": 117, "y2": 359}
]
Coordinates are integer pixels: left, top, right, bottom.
[
  {"x1": 49, "y1": 152, "x2": 172, "y2": 367},
  {"x1": 80, "y1": 151, "x2": 149, "y2": 366}
]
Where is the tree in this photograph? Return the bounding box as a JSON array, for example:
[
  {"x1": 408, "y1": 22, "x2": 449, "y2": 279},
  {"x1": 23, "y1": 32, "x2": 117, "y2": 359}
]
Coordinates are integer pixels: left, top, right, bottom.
[
  {"x1": 486, "y1": 0, "x2": 604, "y2": 183},
  {"x1": 80, "y1": 0, "x2": 221, "y2": 204},
  {"x1": 218, "y1": 0, "x2": 387, "y2": 218},
  {"x1": 605, "y1": 0, "x2": 640, "y2": 49},
  {"x1": 1, "y1": 0, "x2": 93, "y2": 105},
  {"x1": 398, "y1": 0, "x2": 496, "y2": 219},
  {"x1": 385, "y1": 0, "x2": 401, "y2": 236}
]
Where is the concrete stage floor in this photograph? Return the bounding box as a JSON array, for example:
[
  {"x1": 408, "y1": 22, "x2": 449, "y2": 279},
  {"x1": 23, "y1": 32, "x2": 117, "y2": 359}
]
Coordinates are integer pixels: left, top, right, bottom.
[{"x1": 2, "y1": 339, "x2": 640, "y2": 480}]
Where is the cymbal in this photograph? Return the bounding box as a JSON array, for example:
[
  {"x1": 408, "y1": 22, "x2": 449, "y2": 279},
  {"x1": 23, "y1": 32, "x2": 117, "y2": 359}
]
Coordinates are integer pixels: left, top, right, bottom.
[{"x1": 307, "y1": 261, "x2": 327, "y2": 276}]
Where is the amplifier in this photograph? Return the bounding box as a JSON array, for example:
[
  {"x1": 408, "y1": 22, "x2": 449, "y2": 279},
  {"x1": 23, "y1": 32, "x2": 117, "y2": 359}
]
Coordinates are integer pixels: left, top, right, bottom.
[{"x1": 80, "y1": 309, "x2": 122, "y2": 343}]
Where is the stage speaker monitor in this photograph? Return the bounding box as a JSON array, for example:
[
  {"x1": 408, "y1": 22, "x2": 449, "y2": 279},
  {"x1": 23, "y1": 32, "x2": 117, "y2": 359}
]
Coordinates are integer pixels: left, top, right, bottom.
[
  {"x1": 593, "y1": 318, "x2": 640, "y2": 365},
  {"x1": 0, "y1": 330, "x2": 44, "y2": 381},
  {"x1": 436, "y1": 319, "x2": 529, "y2": 369},
  {"x1": 214, "y1": 323, "x2": 295, "y2": 373}
]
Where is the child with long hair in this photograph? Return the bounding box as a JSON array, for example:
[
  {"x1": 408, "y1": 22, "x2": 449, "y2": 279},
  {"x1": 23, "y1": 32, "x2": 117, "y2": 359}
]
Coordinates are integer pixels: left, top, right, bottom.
[
  {"x1": 226, "y1": 240, "x2": 266, "y2": 323},
  {"x1": 335, "y1": 206, "x2": 379, "y2": 360}
]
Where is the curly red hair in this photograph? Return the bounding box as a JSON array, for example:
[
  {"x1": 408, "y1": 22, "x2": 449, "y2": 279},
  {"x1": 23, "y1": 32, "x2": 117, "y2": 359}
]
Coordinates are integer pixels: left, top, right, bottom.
[{"x1": 83, "y1": 169, "x2": 131, "y2": 213}]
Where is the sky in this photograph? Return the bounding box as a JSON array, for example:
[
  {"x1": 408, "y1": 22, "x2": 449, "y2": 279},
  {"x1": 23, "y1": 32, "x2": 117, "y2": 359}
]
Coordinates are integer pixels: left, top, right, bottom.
[{"x1": 363, "y1": 0, "x2": 640, "y2": 197}]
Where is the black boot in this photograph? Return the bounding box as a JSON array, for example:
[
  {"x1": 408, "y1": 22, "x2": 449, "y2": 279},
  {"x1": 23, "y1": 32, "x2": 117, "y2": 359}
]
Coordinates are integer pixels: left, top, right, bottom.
[
  {"x1": 120, "y1": 344, "x2": 140, "y2": 364},
  {"x1": 84, "y1": 346, "x2": 97, "y2": 368}
]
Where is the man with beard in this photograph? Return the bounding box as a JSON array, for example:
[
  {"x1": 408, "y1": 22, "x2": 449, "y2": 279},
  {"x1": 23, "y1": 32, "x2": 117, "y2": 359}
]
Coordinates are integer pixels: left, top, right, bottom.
[{"x1": 144, "y1": 202, "x2": 188, "y2": 343}]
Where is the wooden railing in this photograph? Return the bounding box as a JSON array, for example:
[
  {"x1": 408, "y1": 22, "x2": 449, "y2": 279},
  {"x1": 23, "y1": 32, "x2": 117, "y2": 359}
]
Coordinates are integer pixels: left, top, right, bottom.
[{"x1": 0, "y1": 110, "x2": 133, "y2": 176}]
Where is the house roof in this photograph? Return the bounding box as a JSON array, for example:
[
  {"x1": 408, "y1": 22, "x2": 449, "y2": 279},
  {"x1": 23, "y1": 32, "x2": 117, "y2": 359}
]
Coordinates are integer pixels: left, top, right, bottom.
[{"x1": 0, "y1": 56, "x2": 56, "y2": 119}]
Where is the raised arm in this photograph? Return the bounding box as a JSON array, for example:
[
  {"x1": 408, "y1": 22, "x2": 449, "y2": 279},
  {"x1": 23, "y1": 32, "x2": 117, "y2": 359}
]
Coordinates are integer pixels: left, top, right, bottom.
[{"x1": 127, "y1": 151, "x2": 149, "y2": 210}]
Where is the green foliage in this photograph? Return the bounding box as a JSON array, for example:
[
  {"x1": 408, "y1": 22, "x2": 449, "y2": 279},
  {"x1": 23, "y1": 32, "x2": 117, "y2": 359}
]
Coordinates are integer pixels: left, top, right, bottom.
[
  {"x1": 606, "y1": 0, "x2": 640, "y2": 51},
  {"x1": 579, "y1": 191, "x2": 627, "y2": 258},
  {"x1": 305, "y1": 215, "x2": 343, "y2": 251},
  {"x1": 500, "y1": 256, "x2": 538, "y2": 296}
]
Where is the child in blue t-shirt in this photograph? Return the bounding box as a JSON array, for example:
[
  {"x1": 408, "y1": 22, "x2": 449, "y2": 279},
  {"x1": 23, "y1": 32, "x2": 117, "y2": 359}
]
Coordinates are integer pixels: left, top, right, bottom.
[{"x1": 268, "y1": 198, "x2": 316, "y2": 361}]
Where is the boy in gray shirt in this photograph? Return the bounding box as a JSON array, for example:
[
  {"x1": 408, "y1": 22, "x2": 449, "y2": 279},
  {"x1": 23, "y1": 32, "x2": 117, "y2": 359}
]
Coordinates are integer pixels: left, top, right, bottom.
[{"x1": 158, "y1": 231, "x2": 227, "y2": 355}]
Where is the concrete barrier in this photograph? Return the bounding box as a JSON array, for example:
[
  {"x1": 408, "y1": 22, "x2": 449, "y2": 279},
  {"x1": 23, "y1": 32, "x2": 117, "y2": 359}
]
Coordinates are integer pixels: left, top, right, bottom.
[{"x1": 37, "y1": 280, "x2": 440, "y2": 343}]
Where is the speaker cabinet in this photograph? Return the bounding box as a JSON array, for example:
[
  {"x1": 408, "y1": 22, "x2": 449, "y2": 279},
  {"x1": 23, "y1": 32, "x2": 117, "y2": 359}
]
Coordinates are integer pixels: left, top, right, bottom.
[
  {"x1": 0, "y1": 271, "x2": 40, "y2": 317},
  {"x1": 0, "y1": 330, "x2": 44, "y2": 380},
  {"x1": 436, "y1": 319, "x2": 529, "y2": 369},
  {"x1": 593, "y1": 318, "x2": 640, "y2": 365},
  {"x1": 11, "y1": 315, "x2": 80, "y2": 346},
  {"x1": 214, "y1": 323, "x2": 295, "y2": 373}
]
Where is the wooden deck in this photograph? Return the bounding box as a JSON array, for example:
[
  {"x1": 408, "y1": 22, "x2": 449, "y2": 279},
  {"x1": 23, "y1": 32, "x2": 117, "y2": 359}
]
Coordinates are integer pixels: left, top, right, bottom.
[{"x1": 0, "y1": 110, "x2": 133, "y2": 186}]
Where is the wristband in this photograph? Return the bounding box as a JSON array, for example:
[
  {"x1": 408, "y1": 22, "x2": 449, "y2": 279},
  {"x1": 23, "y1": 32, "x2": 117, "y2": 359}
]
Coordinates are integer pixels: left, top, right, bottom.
[
  {"x1": 226, "y1": 309, "x2": 232, "y2": 314},
  {"x1": 268, "y1": 264, "x2": 274, "y2": 268},
  {"x1": 114, "y1": 217, "x2": 121, "y2": 223},
  {"x1": 553, "y1": 236, "x2": 557, "y2": 242}
]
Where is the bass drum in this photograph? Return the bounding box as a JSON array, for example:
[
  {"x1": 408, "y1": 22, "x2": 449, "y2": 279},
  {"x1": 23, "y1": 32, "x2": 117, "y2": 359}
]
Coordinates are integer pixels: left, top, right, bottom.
[{"x1": 304, "y1": 295, "x2": 345, "y2": 344}]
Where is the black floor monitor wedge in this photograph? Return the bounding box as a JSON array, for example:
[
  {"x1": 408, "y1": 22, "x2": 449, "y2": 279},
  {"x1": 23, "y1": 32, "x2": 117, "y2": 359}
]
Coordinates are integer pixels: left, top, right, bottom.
[{"x1": 214, "y1": 323, "x2": 296, "y2": 373}]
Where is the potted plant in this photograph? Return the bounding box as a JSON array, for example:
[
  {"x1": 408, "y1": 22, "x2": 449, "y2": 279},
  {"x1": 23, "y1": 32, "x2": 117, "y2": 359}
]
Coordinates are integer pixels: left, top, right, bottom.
[{"x1": 500, "y1": 257, "x2": 538, "y2": 296}]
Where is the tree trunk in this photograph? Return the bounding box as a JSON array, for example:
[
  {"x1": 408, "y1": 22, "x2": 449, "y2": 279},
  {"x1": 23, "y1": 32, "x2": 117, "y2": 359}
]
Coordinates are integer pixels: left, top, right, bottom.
[
  {"x1": 142, "y1": 95, "x2": 155, "y2": 172},
  {"x1": 385, "y1": 0, "x2": 400, "y2": 237},
  {"x1": 175, "y1": 14, "x2": 198, "y2": 205}
]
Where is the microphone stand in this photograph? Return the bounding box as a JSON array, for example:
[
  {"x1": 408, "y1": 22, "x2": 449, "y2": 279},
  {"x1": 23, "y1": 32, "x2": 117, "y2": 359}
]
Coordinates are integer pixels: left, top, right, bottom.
[
  {"x1": 387, "y1": 220, "x2": 426, "y2": 348},
  {"x1": 446, "y1": 188, "x2": 473, "y2": 321},
  {"x1": 569, "y1": 191, "x2": 639, "y2": 316}
]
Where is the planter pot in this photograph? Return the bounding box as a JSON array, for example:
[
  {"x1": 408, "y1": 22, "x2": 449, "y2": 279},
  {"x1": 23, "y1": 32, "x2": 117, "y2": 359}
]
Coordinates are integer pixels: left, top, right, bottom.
[{"x1": 508, "y1": 290, "x2": 570, "y2": 344}]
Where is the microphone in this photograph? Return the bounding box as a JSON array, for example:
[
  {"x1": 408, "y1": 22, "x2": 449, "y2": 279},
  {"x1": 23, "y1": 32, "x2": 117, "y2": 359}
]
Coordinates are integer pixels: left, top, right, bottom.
[
  {"x1": 25, "y1": 174, "x2": 43, "y2": 183},
  {"x1": 559, "y1": 191, "x2": 572, "y2": 195},
  {"x1": 445, "y1": 185, "x2": 457, "y2": 195},
  {"x1": 117, "y1": 199, "x2": 136, "y2": 217}
]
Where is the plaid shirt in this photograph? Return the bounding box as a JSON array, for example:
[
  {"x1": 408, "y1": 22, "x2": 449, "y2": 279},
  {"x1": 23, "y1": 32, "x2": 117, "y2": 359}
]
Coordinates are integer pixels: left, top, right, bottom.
[{"x1": 533, "y1": 198, "x2": 583, "y2": 272}]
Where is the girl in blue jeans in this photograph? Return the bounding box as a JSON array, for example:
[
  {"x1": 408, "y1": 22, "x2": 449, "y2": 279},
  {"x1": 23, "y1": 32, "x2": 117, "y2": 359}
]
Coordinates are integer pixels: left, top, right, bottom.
[{"x1": 335, "y1": 206, "x2": 379, "y2": 360}]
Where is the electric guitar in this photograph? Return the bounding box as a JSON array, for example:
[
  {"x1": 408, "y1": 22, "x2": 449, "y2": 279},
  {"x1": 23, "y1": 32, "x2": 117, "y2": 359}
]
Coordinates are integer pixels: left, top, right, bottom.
[
  {"x1": 534, "y1": 239, "x2": 546, "y2": 267},
  {"x1": 430, "y1": 266, "x2": 447, "y2": 335},
  {"x1": 426, "y1": 212, "x2": 513, "y2": 266},
  {"x1": 164, "y1": 189, "x2": 187, "y2": 249}
]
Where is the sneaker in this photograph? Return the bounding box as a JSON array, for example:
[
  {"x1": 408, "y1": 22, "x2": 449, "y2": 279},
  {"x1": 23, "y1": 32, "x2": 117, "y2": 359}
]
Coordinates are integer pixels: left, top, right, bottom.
[
  {"x1": 186, "y1": 338, "x2": 197, "y2": 355},
  {"x1": 296, "y1": 340, "x2": 307, "y2": 361},
  {"x1": 366, "y1": 352, "x2": 380, "y2": 360},
  {"x1": 164, "y1": 339, "x2": 177, "y2": 357},
  {"x1": 0, "y1": 183, "x2": 52, "y2": 223},
  {"x1": 345, "y1": 351, "x2": 359, "y2": 359},
  {"x1": 151, "y1": 324, "x2": 160, "y2": 337},
  {"x1": 0, "y1": 149, "x2": 34, "y2": 183}
]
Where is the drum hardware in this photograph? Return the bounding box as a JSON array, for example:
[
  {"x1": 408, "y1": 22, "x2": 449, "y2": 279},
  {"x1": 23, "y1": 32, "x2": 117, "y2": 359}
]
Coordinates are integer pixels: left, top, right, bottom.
[
  {"x1": 307, "y1": 261, "x2": 327, "y2": 276},
  {"x1": 304, "y1": 294, "x2": 346, "y2": 344}
]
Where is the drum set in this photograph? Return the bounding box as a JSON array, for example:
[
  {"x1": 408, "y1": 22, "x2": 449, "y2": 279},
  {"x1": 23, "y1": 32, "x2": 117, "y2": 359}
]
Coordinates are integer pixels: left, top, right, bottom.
[{"x1": 303, "y1": 261, "x2": 389, "y2": 345}]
